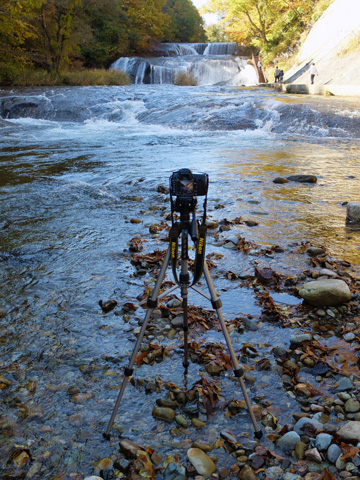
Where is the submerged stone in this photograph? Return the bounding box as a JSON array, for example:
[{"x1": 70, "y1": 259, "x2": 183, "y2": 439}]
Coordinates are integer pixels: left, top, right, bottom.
[{"x1": 187, "y1": 448, "x2": 216, "y2": 476}]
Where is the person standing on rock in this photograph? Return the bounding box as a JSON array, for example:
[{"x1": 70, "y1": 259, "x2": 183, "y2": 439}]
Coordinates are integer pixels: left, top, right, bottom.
[{"x1": 310, "y1": 63, "x2": 318, "y2": 84}]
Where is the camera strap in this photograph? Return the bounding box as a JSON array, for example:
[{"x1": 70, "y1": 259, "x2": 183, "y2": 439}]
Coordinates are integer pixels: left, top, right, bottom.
[{"x1": 169, "y1": 222, "x2": 207, "y2": 286}]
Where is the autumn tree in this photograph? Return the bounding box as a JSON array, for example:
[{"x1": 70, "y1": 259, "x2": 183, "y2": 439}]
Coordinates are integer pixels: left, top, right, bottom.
[
  {"x1": 163, "y1": 0, "x2": 207, "y2": 43},
  {"x1": 204, "y1": 0, "x2": 314, "y2": 56}
]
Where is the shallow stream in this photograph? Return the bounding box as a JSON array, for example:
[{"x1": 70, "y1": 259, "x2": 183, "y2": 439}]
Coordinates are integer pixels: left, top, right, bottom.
[{"x1": 1, "y1": 85, "x2": 360, "y2": 478}]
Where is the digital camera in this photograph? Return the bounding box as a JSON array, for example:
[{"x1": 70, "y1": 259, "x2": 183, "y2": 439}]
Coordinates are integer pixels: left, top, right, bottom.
[{"x1": 170, "y1": 168, "x2": 209, "y2": 197}]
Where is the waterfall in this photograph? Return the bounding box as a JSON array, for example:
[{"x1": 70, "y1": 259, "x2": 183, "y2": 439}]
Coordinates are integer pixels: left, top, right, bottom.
[{"x1": 110, "y1": 42, "x2": 257, "y2": 86}]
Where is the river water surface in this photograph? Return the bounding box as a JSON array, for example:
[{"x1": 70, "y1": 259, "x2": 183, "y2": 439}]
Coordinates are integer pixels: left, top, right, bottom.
[{"x1": 1, "y1": 85, "x2": 360, "y2": 478}]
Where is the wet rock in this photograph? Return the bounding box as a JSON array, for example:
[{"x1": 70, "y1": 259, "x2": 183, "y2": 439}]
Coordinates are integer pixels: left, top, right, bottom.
[
  {"x1": 273, "y1": 177, "x2": 290, "y2": 184},
  {"x1": 157, "y1": 185, "x2": 169, "y2": 194},
  {"x1": 289, "y1": 333, "x2": 312, "y2": 344},
  {"x1": 327, "y1": 443, "x2": 341, "y2": 463},
  {"x1": 84, "y1": 477, "x2": 104, "y2": 480},
  {"x1": 164, "y1": 461, "x2": 186, "y2": 480},
  {"x1": 264, "y1": 466, "x2": 284, "y2": 480},
  {"x1": 191, "y1": 418, "x2": 206, "y2": 428},
  {"x1": 335, "y1": 377, "x2": 353, "y2": 392},
  {"x1": 345, "y1": 399, "x2": 360, "y2": 413},
  {"x1": 343, "y1": 332, "x2": 356, "y2": 342},
  {"x1": 277, "y1": 431, "x2": 301, "y2": 451},
  {"x1": 295, "y1": 441, "x2": 307, "y2": 460},
  {"x1": 307, "y1": 247, "x2": 325, "y2": 256},
  {"x1": 248, "y1": 454, "x2": 265, "y2": 469},
  {"x1": 315, "y1": 433, "x2": 332, "y2": 451},
  {"x1": 175, "y1": 415, "x2": 188, "y2": 427},
  {"x1": 130, "y1": 218, "x2": 142, "y2": 224},
  {"x1": 255, "y1": 267, "x2": 277, "y2": 284},
  {"x1": 220, "y1": 429, "x2": 238, "y2": 444},
  {"x1": 171, "y1": 315, "x2": 183, "y2": 328},
  {"x1": 346, "y1": 202, "x2": 360, "y2": 225},
  {"x1": 305, "y1": 447, "x2": 322, "y2": 463},
  {"x1": 99, "y1": 299, "x2": 118, "y2": 313},
  {"x1": 152, "y1": 407, "x2": 175, "y2": 423},
  {"x1": 157, "y1": 398, "x2": 177, "y2": 408},
  {"x1": 294, "y1": 417, "x2": 323, "y2": 436},
  {"x1": 192, "y1": 442, "x2": 212, "y2": 452},
  {"x1": 119, "y1": 439, "x2": 141, "y2": 458},
  {"x1": 338, "y1": 421, "x2": 360, "y2": 443},
  {"x1": 298, "y1": 279, "x2": 351, "y2": 307},
  {"x1": 239, "y1": 465, "x2": 257, "y2": 480},
  {"x1": 283, "y1": 474, "x2": 302, "y2": 480},
  {"x1": 187, "y1": 448, "x2": 216, "y2": 476},
  {"x1": 286, "y1": 175, "x2": 317, "y2": 183},
  {"x1": 241, "y1": 317, "x2": 258, "y2": 331}
]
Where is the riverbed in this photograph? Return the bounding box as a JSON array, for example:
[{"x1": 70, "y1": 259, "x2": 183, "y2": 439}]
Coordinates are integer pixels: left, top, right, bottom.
[{"x1": 1, "y1": 85, "x2": 360, "y2": 479}]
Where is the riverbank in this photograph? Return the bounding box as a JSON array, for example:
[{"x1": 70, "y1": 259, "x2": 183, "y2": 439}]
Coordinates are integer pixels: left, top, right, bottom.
[{"x1": 260, "y1": 83, "x2": 360, "y2": 97}]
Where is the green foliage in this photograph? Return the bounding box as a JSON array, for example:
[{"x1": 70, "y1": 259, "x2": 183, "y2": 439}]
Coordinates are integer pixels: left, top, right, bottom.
[
  {"x1": 0, "y1": 0, "x2": 206, "y2": 84},
  {"x1": 163, "y1": 0, "x2": 206, "y2": 42},
  {"x1": 203, "y1": 0, "x2": 335, "y2": 66}
]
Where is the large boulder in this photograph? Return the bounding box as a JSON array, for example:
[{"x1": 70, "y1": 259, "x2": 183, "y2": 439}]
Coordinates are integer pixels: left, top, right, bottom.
[{"x1": 298, "y1": 279, "x2": 351, "y2": 307}]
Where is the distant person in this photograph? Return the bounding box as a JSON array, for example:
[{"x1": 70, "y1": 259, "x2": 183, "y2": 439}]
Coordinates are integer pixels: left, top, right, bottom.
[
  {"x1": 274, "y1": 66, "x2": 280, "y2": 83},
  {"x1": 310, "y1": 63, "x2": 318, "y2": 84},
  {"x1": 257, "y1": 60, "x2": 262, "y2": 70},
  {"x1": 279, "y1": 70, "x2": 284, "y2": 82}
]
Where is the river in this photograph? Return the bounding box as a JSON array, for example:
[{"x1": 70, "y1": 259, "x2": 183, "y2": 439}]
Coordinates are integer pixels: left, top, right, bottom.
[{"x1": 1, "y1": 84, "x2": 360, "y2": 479}]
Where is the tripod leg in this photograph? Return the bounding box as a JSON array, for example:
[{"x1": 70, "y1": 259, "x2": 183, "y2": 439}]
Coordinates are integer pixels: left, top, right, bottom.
[
  {"x1": 202, "y1": 262, "x2": 262, "y2": 439},
  {"x1": 104, "y1": 248, "x2": 171, "y2": 439},
  {"x1": 180, "y1": 231, "x2": 190, "y2": 370}
]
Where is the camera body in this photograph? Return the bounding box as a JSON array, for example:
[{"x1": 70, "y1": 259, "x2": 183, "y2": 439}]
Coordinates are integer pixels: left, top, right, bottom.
[{"x1": 170, "y1": 168, "x2": 209, "y2": 198}]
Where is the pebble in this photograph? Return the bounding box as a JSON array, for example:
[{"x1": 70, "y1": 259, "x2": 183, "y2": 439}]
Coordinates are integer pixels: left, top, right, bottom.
[
  {"x1": 327, "y1": 443, "x2": 342, "y2": 463},
  {"x1": 289, "y1": 333, "x2": 312, "y2": 344},
  {"x1": 164, "y1": 461, "x2": 186, "y2": 480},
  {"x1": 239, "y1": 465, "x2": 257, "y2": 480},
  {"x1": 152, "y1": 407, "x2": 175, "y2": 423},
  {"x1": 191, "y1": 418, "x2": 206, "y2": 428},
  {"x1": 264, "y1": 466, "x2": 284, "y2": 480},
  {"x1": 294, "y1": 441, "x2": 307, "y2": 460},
  {"x1": 345, "y1": 398, "x2": 360, "y2": 413},
  {"x1": 277, "y1": 431, "x2": 301, "y2": 451},
  {"x1": 343, "y1": 332, "x2": 356, "y2": 341},
  {"x1": 338, "y1": 421, "x2": 360, "y2": 442},
  {"x1": 187, "y1": 448, "x2": 216, "y2": 476},
  {"x1": 315, "y1": 433, "x2": 332, "y2": 451},
  {"x1": 293, "y1": 417, "x2": 323, "y2": 435},
  {"x1": 336, "y1": 377, "x2": 353, "y2": 392},
  {"x1": 305, "y1": 447, "x2": 322, "y2": 463}
]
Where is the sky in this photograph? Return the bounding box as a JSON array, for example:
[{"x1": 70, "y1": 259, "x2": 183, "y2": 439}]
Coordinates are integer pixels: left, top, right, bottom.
[{"x1": 192, "y1": 0, "x2": 219, "y2": 26}]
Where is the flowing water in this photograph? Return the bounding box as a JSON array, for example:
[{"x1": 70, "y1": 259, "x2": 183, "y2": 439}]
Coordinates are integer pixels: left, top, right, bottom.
[{"x1": 1, "y1": 82, "x2": 360, "y2": 478}]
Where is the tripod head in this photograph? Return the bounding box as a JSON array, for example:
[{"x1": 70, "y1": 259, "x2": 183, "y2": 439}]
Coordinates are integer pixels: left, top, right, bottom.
[{"x1": 169, "y1": 168, "x2": 208, "y2": 239}]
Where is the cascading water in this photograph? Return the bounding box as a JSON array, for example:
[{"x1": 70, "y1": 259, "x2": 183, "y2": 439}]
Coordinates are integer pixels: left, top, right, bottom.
[{"x1": 110, "y1": 42, "x2": 257, "y2": 86}]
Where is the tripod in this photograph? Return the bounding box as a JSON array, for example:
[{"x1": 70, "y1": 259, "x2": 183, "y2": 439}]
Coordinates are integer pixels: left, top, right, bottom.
[{"x1": 104, "y1": 188, "x2": 262, "y2": 440}]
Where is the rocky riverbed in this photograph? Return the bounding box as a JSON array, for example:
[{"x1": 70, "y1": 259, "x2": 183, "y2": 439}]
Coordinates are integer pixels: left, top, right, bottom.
[{"x1": 7, "y1": 184, "x2": 357, "y2": 480}]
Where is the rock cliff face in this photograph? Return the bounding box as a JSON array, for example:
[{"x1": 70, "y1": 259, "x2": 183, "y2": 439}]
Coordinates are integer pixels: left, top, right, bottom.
[{"x1": 284, "y1": 0, "x2": 360, "y2": 85}]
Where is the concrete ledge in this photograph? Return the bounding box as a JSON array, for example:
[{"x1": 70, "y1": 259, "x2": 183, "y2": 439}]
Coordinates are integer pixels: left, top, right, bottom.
[{"x1": 260, "y1": 83, "x2": 360, "y2": 97}]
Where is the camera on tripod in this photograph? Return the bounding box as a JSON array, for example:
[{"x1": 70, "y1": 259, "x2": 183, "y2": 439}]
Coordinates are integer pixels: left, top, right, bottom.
[{"x1": 170, "y1": 168, "x2": 209, "y2": 198}]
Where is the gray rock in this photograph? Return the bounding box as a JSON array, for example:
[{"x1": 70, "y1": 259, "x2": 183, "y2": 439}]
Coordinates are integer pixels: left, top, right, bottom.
[
  {"x1": 315, "y1": 433, "x2": 332, "y2": 451},
  {"x1": 241, "y1": 317, "x2": 259, "y2": 331},
  {"x1": 263, "y1": 466, "x2": 284, "y2": 480},
  {"x1": 293, "y1": 417, "x2": 323, "y2": 435},
  {"x1": 164, "y1": 462, "x2": 186, "y2": 480},
  {"x1": 338, "y1": 421, "x2": 360, "y2": 442},
  {"x1": 345, "y1": 398, "x2": 360, "y2": 413},
  {"x1": 273, "y1": 177, "x2": 289, "y2": 184},
  {"x1": 327, "y1": 443, "x2": 341, "y2": 463},
  {"x1": 289, "y1": 333, "x2": 312, "y2": 344},
  {"x1": 277, "y1": 431, "x2": 301, "y2": 451},
  {"x1": 335, "y1": 377, "x2": 353, "y2": 392},
  {"x1": 343, "y1": 332, "x2": 356, "y2": 342},
  {"x1": 171, "y1": 315, "x2": 183, "y2": 328},
  {"x1": 187, "y1": 448, "x2": 216, "y2": 476},
  {"x1": 307, "y1": 247, "x2": 325, "y2": 256},
  {"x1": 346, "y1": 202, "x2": 360, "y2": 225},
  {"x1": 298, "y1": 279, "x2": 351, "y2": 307},
  {"x1": 282, "y1": 474, "x2": 302, "y2": 480}
]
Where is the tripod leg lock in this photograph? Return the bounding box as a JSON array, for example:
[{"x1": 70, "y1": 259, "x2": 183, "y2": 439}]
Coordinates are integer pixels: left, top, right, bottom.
[
  {"x1": 124, "y1": 367, "x2": 134, "y2": 377},
  {"x1": 234, "y1": 368, "x2": 244, "y2": 378},
  {"x1": 147, "y1": 298, "x2": 158, "y2": 308},
  {"x1": 211, "y1": 299, "x2": 222, "y2": 309}
]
